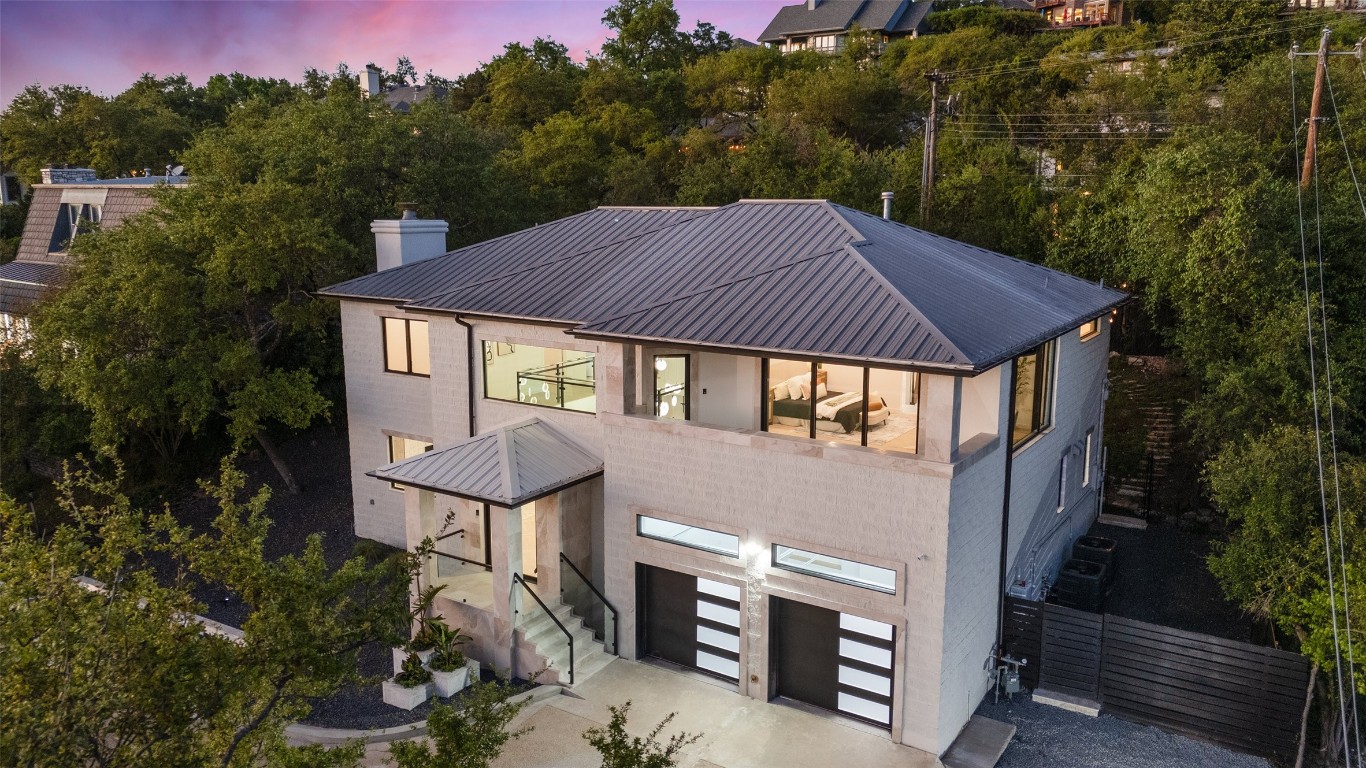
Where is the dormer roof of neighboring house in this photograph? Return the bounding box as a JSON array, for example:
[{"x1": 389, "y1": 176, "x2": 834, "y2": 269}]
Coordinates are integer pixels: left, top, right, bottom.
[
  {"x1": 757, "y1": 0, "x2": 934, "y2": 43},
  {"x1": 322, "y1": 200, "x2": 1124, "y2": 374},
  {"x1": 0, "y1": 175, "x2": 184, "y2": 316}
]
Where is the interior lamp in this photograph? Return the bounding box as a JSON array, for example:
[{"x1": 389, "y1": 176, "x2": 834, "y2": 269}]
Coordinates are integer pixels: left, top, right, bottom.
[{"x1": 655, "y1": 358, "x2": 668, "y2": 372}]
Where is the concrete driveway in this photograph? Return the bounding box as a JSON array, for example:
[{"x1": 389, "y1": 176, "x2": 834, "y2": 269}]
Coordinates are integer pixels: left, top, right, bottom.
[{"x1": 361, "y1": 658, "x2": 941, "y2": 768}]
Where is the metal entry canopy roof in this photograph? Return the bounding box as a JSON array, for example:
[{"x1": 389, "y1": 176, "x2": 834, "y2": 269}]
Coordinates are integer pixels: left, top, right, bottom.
[{"x1": 367, "y1": 417, "x2": 603, "y2": 507}]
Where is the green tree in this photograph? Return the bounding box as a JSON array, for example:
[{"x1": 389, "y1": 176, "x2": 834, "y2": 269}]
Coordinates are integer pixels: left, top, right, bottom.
[
  {"x1": 0, "y1": 459, "x2": 411, "y2": 766},
  {"x1": 583, "y1": 701, "x2": 700, "y2": 768},
  {"x1": 387, "y1": 678, "x2": 533, "y2": 768}
]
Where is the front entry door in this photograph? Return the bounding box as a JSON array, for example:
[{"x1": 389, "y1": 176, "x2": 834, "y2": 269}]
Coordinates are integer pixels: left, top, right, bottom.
[
  {"x1": 771, "y1": 596, "x2": 896, "y2": 728},
  {"x1": 638, "y1": 565, "x2": 741, "y2": 682}
]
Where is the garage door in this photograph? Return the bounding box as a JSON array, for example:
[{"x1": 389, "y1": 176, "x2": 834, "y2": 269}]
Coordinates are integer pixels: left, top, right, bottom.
[
  {"x1": 771, "y1": 596, "x2": 895, "y2": 728},
  {"x1": 638, "y1": 565, "x2": 741, "y2": 682}
]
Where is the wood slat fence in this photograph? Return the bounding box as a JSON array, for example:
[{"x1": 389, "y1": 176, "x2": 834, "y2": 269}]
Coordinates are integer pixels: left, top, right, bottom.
[
  {"x1": 1003, "y1": 599, "x2": 1311, "y2": 760},
  {"x1": 1003, "y1": 597, "x2": 1042, "y2": 689}
]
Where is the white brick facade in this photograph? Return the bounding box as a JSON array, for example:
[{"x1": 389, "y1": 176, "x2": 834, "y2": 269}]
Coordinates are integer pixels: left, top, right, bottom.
[{"x1": 337, "y1": 292, "x2": 1111, "y2": 755}]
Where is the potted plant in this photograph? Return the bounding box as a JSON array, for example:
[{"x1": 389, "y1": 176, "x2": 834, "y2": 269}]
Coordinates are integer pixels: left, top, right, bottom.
[
  {"x1": 382, "y1": 652, "x2": 433, "y2": 710},
  {"x1": 407, "y1": 618, "x2": 438, "y2": 666},
  {"x1": 428, "y1": 622, "x2": 471, "y2": 698}
]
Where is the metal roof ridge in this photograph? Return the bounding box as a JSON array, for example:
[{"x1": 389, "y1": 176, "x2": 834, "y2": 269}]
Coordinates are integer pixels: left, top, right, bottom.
[
  {"x1": 530, "y1": 418, "x2": 604, "y2": 463},
  {"x1": 597, "y1": 205, "x2": 718, "y2": 211},
  {"x1": 384, "y1": 207, "x2": 720, "y2": 308},
  {"x1": 574, "y1": 246, "x2": 847, "y2": 331},
  {"x1": 843, "y1": 241, "x2": 974, "y2": 366},
  {"x1": 497, "y1": 426, "x2": 517, "y2": 503},
  {"x1": 820, "y1": 200, "x2": 868, "y2": 242}
]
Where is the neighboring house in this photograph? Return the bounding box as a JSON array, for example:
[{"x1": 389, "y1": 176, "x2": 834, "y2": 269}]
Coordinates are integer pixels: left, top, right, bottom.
[
  {"x1": 1, "y1": 166, "x2": 26, "y2": 206},
  {"x1": 1286, "y1": 0, "x2": 1361, "y2": 8},
  {"x1": 320, "y1": 199, "x2": 1124, "y2": 756},
  {"x1": 0, "y1": 168, "x2": 184, "y2": 345},
  {"x1": 758, "y1": 0, "x2": 934, "y2": 54},
  {"x1": 361, "y1": 65, "x2": 448, "y2": 112},
  {"x1": 1031, "y1": 0, "x2": 1126, "y2": 27}
]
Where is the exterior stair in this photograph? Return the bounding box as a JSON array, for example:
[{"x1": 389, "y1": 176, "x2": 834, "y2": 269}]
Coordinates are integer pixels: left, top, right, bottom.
[
  {"x1": 1105, "y1": 367, "x2": 1176, "y2": 522},
  {"x1": 516, "y1": 596, "x2": 613, "y2": 687}
]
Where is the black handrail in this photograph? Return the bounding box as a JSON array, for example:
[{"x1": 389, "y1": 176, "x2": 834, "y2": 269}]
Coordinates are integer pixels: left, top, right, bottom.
[
  {"x1": 559, "y1": 552, "x2": 619, "y2": 656},
  {"x1": 512, "y1": 572, "x2": 573, "y2": 685}
]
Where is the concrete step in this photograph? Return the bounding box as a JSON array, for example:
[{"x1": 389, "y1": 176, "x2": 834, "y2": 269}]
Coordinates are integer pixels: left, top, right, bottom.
[
  {"x1": 544, "y1": 642, "x2": 613, "y2": 686},
  {"x1": 523, "y1": 613, "x2": 595, "y2": 649}
]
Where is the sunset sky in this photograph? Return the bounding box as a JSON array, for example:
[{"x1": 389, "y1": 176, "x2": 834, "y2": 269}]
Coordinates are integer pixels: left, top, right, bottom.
[{"x1": 0, "y1": 0, "x2": 780, "y2": 105}]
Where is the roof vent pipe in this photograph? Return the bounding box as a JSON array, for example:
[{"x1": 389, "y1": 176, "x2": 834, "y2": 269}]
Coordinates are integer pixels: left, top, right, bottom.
[
  {"x1": 881, "y1": 191, "x2": 894, "y2": 220},
  {"x1": 807, "y1": 0, "x2": 818, "y2": 9}
]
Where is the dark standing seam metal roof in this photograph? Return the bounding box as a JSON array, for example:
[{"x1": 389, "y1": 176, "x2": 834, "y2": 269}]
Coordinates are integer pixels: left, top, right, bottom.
[
  {"x1": 320, "y1": 199, "x2": 1126, "y2": 374},
  {"x1": 366, "y1": 418, "x2": 603, "y2": 507},
  {"x1": 757, "y1": 0, "x2": 932, "y2": 43}
]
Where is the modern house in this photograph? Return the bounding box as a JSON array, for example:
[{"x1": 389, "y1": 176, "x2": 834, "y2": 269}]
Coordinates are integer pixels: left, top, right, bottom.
[
  {"x1": 1031, "y1": 0, "x2": 1127, "y2": 28},
  {"x1": 758, "y1": 0, "x2": 935, "y2": 54},
  {"x1": 320, "y1": 199, "x2": 1124, "y2": 756},
  {"x1": 0, "y1": 168, "x2": 185, "y2": 345}
]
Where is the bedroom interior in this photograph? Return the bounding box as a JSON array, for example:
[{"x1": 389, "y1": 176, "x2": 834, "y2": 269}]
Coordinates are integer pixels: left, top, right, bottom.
[{"x1": 764, "y1": 358, "x2": 919, "y2": 454}]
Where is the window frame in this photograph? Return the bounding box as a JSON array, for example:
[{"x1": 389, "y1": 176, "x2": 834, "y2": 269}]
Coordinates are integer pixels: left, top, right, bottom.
[
  {"x1": 760, "y1": 358, "x2": 918, "y2": 454},
  {"x1": 1079, "y1": 318, "x2": 1101, "y2": 341},
  {"x1": 386, "y1": 434, "x2": 434, "y2": 491},
  {"x1": 636, "y1": 514, "x2": 740, "y2": 557},
  {"x1": 1083, "y1": 428, "x2": 1094, "y2": 487},
  {"x1": 382, "y1": 317, "x2": 430, "y2": 377},
  {"x1": 771, "y1": 544, "x2": 897, "y2": 595},
  {"x1": 653, "y1": 354, "x2": 690, "y2": 420},
  {"x1": 481, "y1": 340, "x2": 597, "y2": 414},
  {"x1": 1010, "y1": 340, "x2": 1056, "y2": 451}
]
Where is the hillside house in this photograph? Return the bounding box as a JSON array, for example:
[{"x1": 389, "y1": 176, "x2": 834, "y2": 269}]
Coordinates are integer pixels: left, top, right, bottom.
[
  {"x1": 758, "y1": 0, "x2": 934, "y2": 53},
  {"x1": 320, "y1": 199, "x2": 1125, "y2": 756},
  {"x1": 0, "y1": 168, "x2": 185, "y2": 345}
]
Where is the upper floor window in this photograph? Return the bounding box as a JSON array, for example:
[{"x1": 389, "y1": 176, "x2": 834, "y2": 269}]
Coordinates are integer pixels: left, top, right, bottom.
[
  {"x1": 764, "y1": 358, "x2": 919, "y2": 454},
  {"x1": 654, "y1": 354, "x2": 688, "y2": 420},
  {"x1": 812, "y1": 34, "x2": 844, "y2": 53},
  {"x1": 1079, "y1": 318, "x2": 1101, "y2": 340},
  {"x1": 1011, "y1": 341, "x2": 1056, "y2": 449},
  {"x1": 50, "y1": 203, "x2": 101, "y2": 252},
  {"x1": 383, "y1": 317, "x2": 430, "y2": 376},
  {"x1": 483, "y1": 341, "x2": 595, "y2": 413}
]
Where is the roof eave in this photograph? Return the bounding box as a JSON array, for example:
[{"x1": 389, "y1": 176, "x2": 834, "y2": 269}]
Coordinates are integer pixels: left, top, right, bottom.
[{"x1": 364, "y1": 467, "x2": 604, "y2": 508}]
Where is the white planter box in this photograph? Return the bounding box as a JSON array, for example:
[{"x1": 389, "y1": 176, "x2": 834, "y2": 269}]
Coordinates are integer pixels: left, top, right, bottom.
[
  {"x1": 392, "y1": 647, "x2": 435, "y2": 674},
  {"x1": 430, "y1": 665, "x2": 469, "y2": 698},
  {"x1": 382, "y1": 678, "x2": 431, "y2": 711}
]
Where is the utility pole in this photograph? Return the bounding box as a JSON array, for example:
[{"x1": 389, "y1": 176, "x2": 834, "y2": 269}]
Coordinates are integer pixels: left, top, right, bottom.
[
  {"x1": 1300, "y1": 28, "x2": 1332, "y2": 189},
  {"x1": 920, "y1": 70, "x2": 943, "y2": 226}
]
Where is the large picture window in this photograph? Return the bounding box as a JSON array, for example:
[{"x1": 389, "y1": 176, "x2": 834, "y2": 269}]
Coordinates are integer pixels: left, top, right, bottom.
[
  {"x1": 482, "y1": 341, "x2": 596, "y2": 413},
  {"x1": 383, "y1": 317, "x2": 430, "y2": 375},
  {"x1": 1011, "y1": 341, "x2": 1055, "y2": 449},
  {"x1": 763, "y1": 358, "x2": 919, "y2": 455}
]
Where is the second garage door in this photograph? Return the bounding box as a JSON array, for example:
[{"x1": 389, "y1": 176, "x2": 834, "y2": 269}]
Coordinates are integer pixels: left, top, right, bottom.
[{"x1": 771, "y1": 596, "x2": 896, "y2": 728}]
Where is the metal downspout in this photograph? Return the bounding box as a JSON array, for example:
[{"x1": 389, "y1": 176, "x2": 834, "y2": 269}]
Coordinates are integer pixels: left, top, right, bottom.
[
  {"x1": 996, "y1": 360, "x2": 1019, "y2": 652},
  {"x1": 454, "y1": 316, "x2": 476, "y2": 438}
]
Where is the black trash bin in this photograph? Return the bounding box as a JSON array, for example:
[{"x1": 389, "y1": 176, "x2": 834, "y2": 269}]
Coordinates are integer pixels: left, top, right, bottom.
[{"x1": 1053, "y1": 558, "x2": 1107, "y2": 613}]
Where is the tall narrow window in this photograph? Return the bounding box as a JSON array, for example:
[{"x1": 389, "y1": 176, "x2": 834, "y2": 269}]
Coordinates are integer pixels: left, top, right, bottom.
[
  {"x1": 1083, "y1": 428, "x2": 1094, "y2": 487},
  {"x1": 653, "y1": 355, "x2": 688, "y2": 420},
  {"x1": 1010, "y1": 341, "x2": 1055, "y2": 449},
  {"x1": 383, "y1": 318, "x2": 430, "y2": 375}
]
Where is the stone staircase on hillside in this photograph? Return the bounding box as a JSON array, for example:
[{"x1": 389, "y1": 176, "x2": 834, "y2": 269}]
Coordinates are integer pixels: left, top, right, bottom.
[
  {"x1": 1104, "y1": 377, "x2": 1176, "y2": 529},
  {"x1": 515, "y1": 596, "x2": 614, "y2": 687}
]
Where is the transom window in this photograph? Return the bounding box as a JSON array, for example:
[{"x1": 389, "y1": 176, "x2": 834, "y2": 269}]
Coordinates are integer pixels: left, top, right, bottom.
[
  {"x1": 483, "y1": 341, "x2": 596, "y2": 413},
  {"x1": 1079, "y1": 318, "x2": 1101, "y2": 340},
  {"x1": 1011, "y1": 341, "x2": 1055, "y2": 449},
  {"x1": 772, "y1": 544, "x2": 896, "y2": 594},
  {"x1": 637, "y1": 515, "x2": 739, "y2": 557},
  {"x1": 383, "y1": 317, "x2": 430, "y2": 376}
]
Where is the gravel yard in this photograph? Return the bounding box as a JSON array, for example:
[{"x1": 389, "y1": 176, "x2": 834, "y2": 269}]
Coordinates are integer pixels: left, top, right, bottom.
[{"x1": 976, "y1": 694, "x2": 1272, "y2": 768}]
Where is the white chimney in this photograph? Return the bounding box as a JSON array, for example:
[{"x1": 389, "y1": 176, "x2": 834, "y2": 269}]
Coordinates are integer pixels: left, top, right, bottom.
[
  {"x1": 372, "y1": 205, "x2": 448, "y2": 272},
  {"x1": 364, "y1": 65, "x2": 382, "y2": 98}
]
